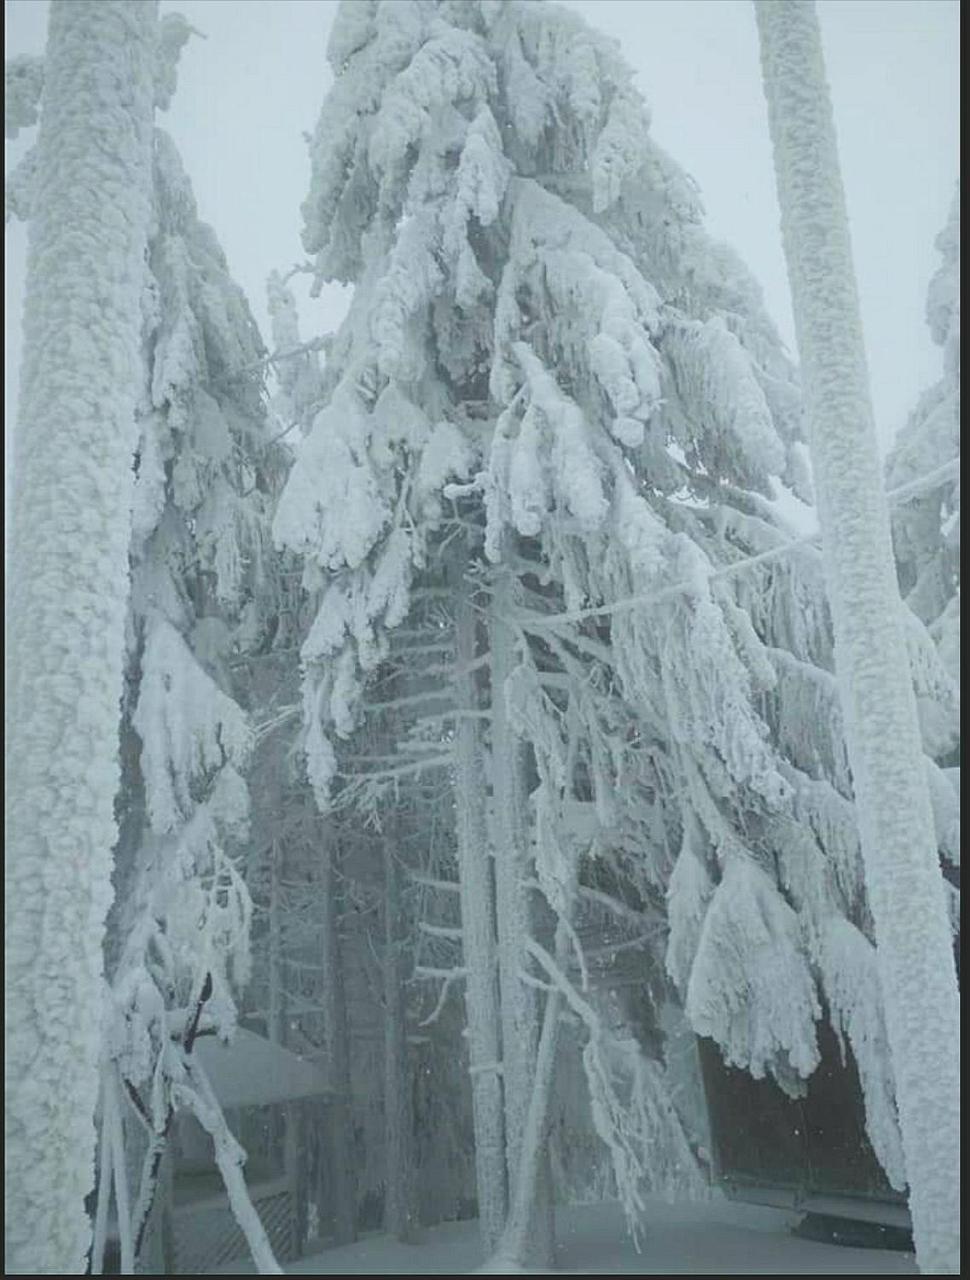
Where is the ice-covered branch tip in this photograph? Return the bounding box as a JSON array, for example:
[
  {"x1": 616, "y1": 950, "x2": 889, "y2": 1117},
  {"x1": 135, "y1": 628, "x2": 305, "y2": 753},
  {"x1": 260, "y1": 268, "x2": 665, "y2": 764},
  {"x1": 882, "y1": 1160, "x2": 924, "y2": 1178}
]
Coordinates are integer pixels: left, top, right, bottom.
[
  {"x1": 4, "y1": 55, "x2": 43, "y2": 139},
  {"x1": 154, "y1": 13, "x2": 204, "y2": 111},
  {"x1": 5, "y1": 146, "x2": 37, "y2": 225}
]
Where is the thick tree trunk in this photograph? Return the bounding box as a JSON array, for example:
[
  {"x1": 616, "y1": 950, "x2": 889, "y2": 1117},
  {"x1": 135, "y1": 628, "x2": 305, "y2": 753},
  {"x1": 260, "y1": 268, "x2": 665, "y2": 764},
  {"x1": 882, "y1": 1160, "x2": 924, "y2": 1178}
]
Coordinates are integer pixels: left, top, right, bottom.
[
  {"x1": 755, "y1": 4, "x2": 960, "y2": 1272},
  {"x1": 382, "y1": 831, "x2": 417, "y2": 1242},
  {"x1": 319, "y1": 826, "x2": 357, "y2": 1245},
  {"x1": 453, "y1": 568, "x2": 509, "y2": 1252},
  {"x1": 488, "y1": 571, "x2": 555, "y2": 1268},
  {"x1": 496, "y1": 983, "x2": 563, "y2": 1268},
  {"x1": 4, "y1": 2, "x2": 157, "y2": 1271}
]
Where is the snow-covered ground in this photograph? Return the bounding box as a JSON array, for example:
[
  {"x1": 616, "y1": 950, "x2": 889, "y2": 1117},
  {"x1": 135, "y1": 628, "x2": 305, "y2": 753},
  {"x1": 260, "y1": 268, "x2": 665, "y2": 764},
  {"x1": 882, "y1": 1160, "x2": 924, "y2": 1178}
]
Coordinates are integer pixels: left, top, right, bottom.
[{"x1": 211, "y1": 1196, "x2": 917, "y2": 1275}]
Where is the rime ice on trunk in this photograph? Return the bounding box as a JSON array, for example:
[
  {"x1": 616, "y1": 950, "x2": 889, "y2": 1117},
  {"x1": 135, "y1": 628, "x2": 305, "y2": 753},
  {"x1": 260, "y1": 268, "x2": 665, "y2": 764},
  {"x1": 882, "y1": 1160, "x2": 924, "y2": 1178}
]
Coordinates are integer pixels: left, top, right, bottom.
[
  {"x1": 454, "y1": 572, "x2": 509, "y2": 1252},
  {"x1": 4, "y1": 2, "x2": 157, "y2": 1272},
  {"x1": 755, "y1": 3, "x2": 960, "y2": 1272},
  {"x1": 488, "y1": 570, "x2": 554, "y2": 1268},
  {"x1": 489, "y1": 574, "x2": 532, "y2": 1170},
  {"x1": 498, "y1": 984, "x2": 564, "y2": 1268}
]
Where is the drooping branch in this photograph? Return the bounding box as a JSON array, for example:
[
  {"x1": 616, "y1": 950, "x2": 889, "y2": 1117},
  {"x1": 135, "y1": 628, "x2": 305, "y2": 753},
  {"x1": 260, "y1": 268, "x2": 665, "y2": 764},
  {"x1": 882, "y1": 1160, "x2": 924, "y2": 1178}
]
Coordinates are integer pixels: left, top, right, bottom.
[
  {"x1": 173, "y1": 1066, "x2": 283, "y2": 1275},
  {"x1": 128, "y1": 971, "x2": 213, "y2": 1263}
]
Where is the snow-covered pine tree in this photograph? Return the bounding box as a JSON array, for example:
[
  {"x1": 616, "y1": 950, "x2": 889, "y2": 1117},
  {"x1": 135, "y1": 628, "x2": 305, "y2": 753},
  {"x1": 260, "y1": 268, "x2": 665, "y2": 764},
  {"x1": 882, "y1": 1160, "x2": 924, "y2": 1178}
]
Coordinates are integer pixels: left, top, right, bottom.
[
  {"x1": 249, "y1": 273, "x2": 369, "y2": 1250},
  {"x1": 263, "y1": 275, "x2": 479, "y2": 1247},
  {"x1": 99, "y1": 118, "x2": 288, "y2": 1275},
  {"x1": 274, "y1": 0, "x2": 958, "y2": 1263},
  {"x1": 4, "y1": 4, "x2": 157, "y2": 1271},
  {"x1": 885, "y1": 187, "x2": 960, "y2": 956},
  {"x1": 268, "y1": 0, "x2": 744, "y2": 1255},
  {"x1": 887, "y1": 187, "x2": 960, "y2": 703},
  {"x1": 756, "y1": 3, "x2": 960, "y2": 1271},
  {"x1": 266, "y1": 267, "x2": 327, "y2": 445}
]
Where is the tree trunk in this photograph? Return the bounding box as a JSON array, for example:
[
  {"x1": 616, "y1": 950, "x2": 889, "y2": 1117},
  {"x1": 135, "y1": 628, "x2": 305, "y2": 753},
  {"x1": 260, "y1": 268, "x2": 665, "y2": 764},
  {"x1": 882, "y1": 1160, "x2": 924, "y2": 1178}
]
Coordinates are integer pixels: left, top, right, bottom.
[
  {"x1": 382, "y1": 833, "x2": 417, "y2": 1241},
  {"x1": 453, "y1": 567, "x2": 509, "y2": 1252},
  {"x1": 4, "y1": 2, "x2": 157, "y2": 1271},
  {"x1": 267, "y1": 839, "x2": 288, "y2": 1185},
  {"x1": 496, "y1": 983, "x2": 563, "y2": 1268},
  {"x1": 319, "y1": 826, "x2": 357, "y2": 1245},
  {"x1": 755, "y1": 4, "x2": 960, "y2": 1272},
  {"x1": 268, "y1": 838, "x2": 285, "y2": 1046},
  {"x1": 489, "y1": 570, "x2": 554, "y2": 1268}
]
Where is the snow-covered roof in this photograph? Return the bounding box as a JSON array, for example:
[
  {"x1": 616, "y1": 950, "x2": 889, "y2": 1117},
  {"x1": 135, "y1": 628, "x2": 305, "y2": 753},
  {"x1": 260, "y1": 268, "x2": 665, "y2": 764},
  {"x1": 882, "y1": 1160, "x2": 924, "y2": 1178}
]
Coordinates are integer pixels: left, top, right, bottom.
[{"x1": 194, "y1": 1029, "x2": 331, "y2": 1107}]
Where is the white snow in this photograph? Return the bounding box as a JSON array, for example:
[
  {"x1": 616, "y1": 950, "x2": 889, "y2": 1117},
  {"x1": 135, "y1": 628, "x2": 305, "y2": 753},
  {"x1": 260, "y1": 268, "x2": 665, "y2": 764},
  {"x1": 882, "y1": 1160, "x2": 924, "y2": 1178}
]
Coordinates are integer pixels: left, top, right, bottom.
[
  {"x1": 210, "y1": 1196, "x2": 917, "y2": 1275},
  {"x1": 3, "y1": 53, "x2": 43, "y2": 139},
  {"x1": 193, "y1": 1028, "x2": 331, "y2": 1110},
  {"x1": 756, "y1": 3, "x2": 960, "y2": 1271},
  {"x1": 4, "y1": 2, "x2": 157, "y2": 1272}
]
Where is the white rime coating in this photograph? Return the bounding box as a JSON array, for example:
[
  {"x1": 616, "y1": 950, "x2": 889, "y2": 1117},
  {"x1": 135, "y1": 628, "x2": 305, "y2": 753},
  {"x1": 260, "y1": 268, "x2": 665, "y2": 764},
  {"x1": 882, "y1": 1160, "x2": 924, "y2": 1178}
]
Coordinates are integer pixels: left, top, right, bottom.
[
  {"x1": 886, "y1": 189, "x2": 960, "y2": 689},
  {"x1": 455, "y1": 583, "x2": 509, "y2": 1252},
  {"x1": 279, "y1": 0, "x2": 958, "y2": 1253},
  {"x1": 4, "y1": 2, "x2": 157, "y2": 1273},
  {"x1": 685, "y1": 858, "x2": 821, "y2": 1086},
  {"x1": 104, "y1": 119, "x2": 284, "y2": 1273},
  {"x1": 4, "y1": 54, "x2": 44, "y2": 139},
  {"x1": 756, "y1": 3, "x2": 960, "y2": 1272}
]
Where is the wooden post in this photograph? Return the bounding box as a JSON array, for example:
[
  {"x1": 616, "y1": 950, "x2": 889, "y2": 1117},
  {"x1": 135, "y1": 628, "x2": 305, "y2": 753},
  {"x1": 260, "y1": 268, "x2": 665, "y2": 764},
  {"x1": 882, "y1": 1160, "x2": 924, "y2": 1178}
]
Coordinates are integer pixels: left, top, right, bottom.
[
  {"x1": 160, "y1": 1144, "x2": 176, "y2": 1275},
  {"x1": 382, "y1": 832, "x2": 417, "y2": 1242},
  {"x1": 284, "y1": 1101, "x2": 301, "y2": 1260}
]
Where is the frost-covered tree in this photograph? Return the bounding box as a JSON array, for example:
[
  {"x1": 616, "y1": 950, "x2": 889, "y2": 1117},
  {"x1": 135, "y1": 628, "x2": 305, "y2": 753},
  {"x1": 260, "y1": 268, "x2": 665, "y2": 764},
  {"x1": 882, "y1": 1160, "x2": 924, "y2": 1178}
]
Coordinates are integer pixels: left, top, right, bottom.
[
  {"x1": 6, "y1": 23, "x2": 296, "y2": 1272},
  {"x1": 98, "y1": 124, "x2": 289, "y2": 1273},
  {"x1": 887, "y1": 187, "x2": 960, "y2": 697},
  {"x1": 274, "y1": 0, "x2": 958, "y2": 1266},
  {"x1": 266, "y1": 267, "x2": 327, "y2": 444},
  {"x1": 885, "y1": 189, "x2": 960, "y2": 944},
  {"x1": 4, "y1": 4, "x2": 157, "y2": 1272},
  {"x1": 756, "y1": 3, "x2": 960, "y2": 1272},
  {"x1": 272, "y1": 0, "x2": 742, "y2": 1255}
]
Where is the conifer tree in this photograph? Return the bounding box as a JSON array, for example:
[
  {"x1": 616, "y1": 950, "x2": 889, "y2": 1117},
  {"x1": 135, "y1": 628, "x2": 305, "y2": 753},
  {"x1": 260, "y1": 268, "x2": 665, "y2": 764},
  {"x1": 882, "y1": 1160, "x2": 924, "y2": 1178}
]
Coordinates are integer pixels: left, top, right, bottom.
[
  {"x1": 885, "y1": 188, "x2": 960, "y2": 943},
  {"x1": 100, "y1": 123, "x2": 287, "y2": 1273},
  {"x1": 276, "y1": 0, "x2": 958, "y2": 1264},
  {"x1": 887, "y1": 188, "x2": 960, "y2": 697},
  {"x1": 8, "y1": 20, "x2": 293, "y2": 1270}
]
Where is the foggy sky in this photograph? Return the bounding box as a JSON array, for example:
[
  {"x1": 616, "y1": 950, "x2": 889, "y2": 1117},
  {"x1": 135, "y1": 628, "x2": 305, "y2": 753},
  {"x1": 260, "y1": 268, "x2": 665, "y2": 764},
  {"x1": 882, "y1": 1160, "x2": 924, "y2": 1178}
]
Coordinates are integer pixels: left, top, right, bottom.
[{"x1": 4, "y1": 0, "x2": 960, "y2": 464}]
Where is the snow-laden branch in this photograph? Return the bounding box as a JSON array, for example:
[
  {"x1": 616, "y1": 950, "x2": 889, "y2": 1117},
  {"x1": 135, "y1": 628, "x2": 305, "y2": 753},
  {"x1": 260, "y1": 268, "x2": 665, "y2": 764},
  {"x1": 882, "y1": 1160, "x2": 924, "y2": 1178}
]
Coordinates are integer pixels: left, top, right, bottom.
[
  {"x1": 418, "y1": 921, "x2": 464, "y2": 940},
  {"x1": 512, "y1": 457, "x2": 960, "y2": 630},
  {"x1": 172, "y1": 1064, "x2": 283, "y2": 1274},
  {"x1": 414, "y1": 965, "x2": 468, "y2": 982}
]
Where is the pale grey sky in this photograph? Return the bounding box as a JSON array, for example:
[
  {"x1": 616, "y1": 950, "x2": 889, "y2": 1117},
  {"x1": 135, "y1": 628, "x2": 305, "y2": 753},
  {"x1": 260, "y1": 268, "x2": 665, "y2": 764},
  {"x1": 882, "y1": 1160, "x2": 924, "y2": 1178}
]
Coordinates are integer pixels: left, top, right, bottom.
[{"x1": 4, "y1": 0, "x2": 960, "y2": 462}]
